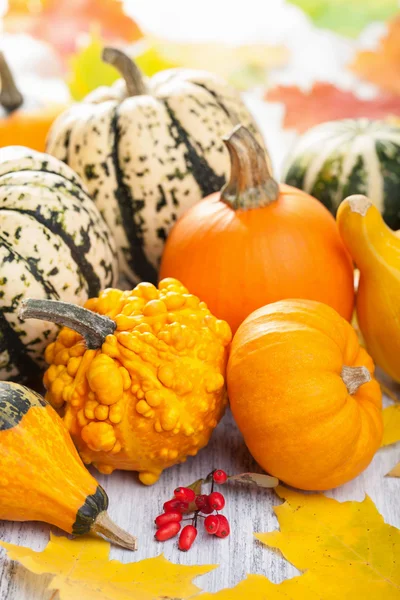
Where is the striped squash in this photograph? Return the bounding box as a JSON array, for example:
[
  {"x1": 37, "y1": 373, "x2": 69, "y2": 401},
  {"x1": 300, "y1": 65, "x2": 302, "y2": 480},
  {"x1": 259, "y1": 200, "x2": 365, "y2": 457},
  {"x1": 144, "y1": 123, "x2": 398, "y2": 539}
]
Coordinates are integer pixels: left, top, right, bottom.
[
  {"x1": 0, "y1": 146, "x2": 118, "y2": 382},
  {"x1": 46, "y1": 48, "x2": 264, "y2": 285},
  {"x1": 283, "y1": 119, "x2": 400, "y2": 229}
]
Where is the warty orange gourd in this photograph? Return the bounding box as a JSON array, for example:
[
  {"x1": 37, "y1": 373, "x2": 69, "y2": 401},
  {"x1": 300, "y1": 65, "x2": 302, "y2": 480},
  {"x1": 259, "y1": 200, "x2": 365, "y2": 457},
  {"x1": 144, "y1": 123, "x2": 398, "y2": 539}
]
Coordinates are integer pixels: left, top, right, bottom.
[{"x1": 20, "y1": 279, "x2": 232, "y2": 485}]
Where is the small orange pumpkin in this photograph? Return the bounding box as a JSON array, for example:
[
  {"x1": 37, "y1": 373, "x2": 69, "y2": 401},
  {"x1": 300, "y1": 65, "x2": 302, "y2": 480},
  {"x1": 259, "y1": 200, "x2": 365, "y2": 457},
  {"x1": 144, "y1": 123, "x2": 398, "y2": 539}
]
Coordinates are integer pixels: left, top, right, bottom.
[
  {"x1": 0, "y1": 51, "x2": 65, "y2": 152},
  {"x1": 160, "y1": 125, "x2": 355, "y2": 333},
  {"x1": 227, "y1": 299, "x2": 383, "y2": 490}
]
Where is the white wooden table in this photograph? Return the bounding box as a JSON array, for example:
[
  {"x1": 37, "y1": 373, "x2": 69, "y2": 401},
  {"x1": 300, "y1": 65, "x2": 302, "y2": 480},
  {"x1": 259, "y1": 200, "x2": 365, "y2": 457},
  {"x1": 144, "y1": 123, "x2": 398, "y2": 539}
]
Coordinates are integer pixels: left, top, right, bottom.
[{"x1": 1, "y1": 394, "x2": 399, "y2": 598}]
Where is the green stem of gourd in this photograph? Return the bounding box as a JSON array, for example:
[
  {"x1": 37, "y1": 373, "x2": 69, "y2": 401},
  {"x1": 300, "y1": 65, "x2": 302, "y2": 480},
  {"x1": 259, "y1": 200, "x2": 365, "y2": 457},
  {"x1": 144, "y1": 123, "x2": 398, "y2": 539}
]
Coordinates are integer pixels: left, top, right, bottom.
[
  {"x1": 0, "y1": 51, "x2": 23, "y2": 112},
  {"x1": 221, "y1": 124, "x2": 279, "y2": 210},
  {"x1": 19, "y1": 298, "x2": 116, "y2": 350},
  {"x1": 102, "y1": 47, "x2": 147, "y2": 97},
  {"x1": 341, "y1": 365, "x2": 371, "y2": 395},
  {"x1": 92, "y1": 511, "x2": 137, "y2": 551}
]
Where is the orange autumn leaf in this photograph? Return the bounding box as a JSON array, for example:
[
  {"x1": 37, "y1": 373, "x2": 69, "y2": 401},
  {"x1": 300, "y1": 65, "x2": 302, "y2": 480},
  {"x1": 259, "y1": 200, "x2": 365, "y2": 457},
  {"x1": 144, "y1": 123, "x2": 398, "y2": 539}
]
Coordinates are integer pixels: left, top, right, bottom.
[
  {"x1": 4, "y1": 0, "x2": 142, "y2": 58},
  {"x1": 266, "y1": 83, "x2": 400, "y2": 132},
  {"x1": 351, "y1": 17, "x2": 400, "y2": 96}
]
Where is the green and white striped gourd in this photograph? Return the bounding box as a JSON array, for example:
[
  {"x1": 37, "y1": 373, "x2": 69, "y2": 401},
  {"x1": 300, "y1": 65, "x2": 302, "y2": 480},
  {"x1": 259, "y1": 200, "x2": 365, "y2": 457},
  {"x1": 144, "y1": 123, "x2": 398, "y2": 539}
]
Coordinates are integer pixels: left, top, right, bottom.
[
  {"x1": 46, "y1": 48, "x2": 264, "y2": 285},
  {"x1": 283, "y1": 118, "x2": 400, "y2": 229},
  {"x1": 0, "y1": 146, "x2": 118, "y2": 382}
]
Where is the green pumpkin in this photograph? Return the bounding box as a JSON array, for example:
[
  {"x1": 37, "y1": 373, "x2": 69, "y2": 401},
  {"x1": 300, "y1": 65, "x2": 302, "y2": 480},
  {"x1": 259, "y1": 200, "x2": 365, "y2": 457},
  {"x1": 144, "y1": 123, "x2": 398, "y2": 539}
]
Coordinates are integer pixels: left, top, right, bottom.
[{"x1": 283, "y1": 118, "x2": 400, "y2": 229}]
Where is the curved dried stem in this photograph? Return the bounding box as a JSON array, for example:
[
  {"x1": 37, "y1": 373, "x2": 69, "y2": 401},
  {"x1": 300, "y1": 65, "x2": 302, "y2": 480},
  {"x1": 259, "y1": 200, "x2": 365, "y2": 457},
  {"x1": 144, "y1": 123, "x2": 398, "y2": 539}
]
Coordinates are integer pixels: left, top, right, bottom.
[
  {"x1": 102, "y1": 47, "x2": 147, "y2": 97},
  {"x1": 221, "y1": 124, "x2": 279, "y2": 210},
  {"x1": 19, "y1": 299, "x2": 116, "y2": 349},
  {"x1": 0, "y1": 51, "x2": 23, "y2": 112}
]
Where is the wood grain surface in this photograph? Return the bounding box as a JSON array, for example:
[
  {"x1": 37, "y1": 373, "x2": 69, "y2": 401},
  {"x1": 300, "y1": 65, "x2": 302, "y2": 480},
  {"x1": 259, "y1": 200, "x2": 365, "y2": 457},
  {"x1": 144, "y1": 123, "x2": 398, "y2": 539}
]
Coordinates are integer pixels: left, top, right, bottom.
[{"x1": 1, "y1": 393, "x2": 399, "y2": 598}]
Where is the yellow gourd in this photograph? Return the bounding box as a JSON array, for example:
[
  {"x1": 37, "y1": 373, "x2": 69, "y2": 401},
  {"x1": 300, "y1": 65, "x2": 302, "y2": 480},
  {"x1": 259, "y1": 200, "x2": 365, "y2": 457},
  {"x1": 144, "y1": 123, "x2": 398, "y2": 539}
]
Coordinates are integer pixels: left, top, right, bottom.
[
  {"x1": 337, "y1": 194, "x2": 400, "y2": 382},
  {"x1": 20, "y1": 279, "x2": 231, "y2": 484},
  {"x1": 0, "y1": 381, "x2": 136, "y2": 549}
]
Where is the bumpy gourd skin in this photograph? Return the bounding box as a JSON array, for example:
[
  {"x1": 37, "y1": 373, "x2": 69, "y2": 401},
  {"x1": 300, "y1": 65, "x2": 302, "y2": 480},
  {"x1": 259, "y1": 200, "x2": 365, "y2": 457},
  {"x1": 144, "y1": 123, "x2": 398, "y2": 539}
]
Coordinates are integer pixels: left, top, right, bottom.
[{"x1": 43, "y1": 279, "x2": 232, "y2": 485}]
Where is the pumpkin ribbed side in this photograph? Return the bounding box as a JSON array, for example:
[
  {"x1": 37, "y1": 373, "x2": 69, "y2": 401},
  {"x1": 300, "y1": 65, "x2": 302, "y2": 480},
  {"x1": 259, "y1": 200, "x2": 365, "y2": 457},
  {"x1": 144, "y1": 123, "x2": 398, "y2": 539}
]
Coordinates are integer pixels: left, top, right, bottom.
[{"x1": 283, "y1": 118, "x2": 400, "y2": 229}]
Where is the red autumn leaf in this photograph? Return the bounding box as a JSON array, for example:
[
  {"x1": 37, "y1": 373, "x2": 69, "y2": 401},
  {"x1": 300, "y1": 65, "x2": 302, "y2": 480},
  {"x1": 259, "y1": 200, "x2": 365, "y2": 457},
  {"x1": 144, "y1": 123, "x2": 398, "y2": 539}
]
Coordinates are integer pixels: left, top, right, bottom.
[
  {"x1": 351, "y1": 17, "x2": 400, "y2": 96},
  {"x1": 265, "y1": 82, "x2": 400, "y2": 132},
  {"x1": 4, "y1": 0, "x2": 142, "y2": 59}
]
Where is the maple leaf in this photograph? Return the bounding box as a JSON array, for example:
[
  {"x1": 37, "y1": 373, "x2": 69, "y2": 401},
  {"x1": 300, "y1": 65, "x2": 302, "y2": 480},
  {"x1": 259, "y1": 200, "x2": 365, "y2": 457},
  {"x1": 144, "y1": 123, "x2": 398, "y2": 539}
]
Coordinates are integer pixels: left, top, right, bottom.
[
  {"x1": 388, "y1": 462, "x2": 400, "y2": 477},
  {"x1": 3, "y1": 0, "x2": 142, "y2": 59},
  {"x1": 382, "y1": 404, "x2": 400, "y2": 447},
  {"x1": 287, "y1": 0, "x2": 398, "y2": 37},
  {"x1": 68, "y1": 31, "x2": 120, "y2": 100},
  {"x1": 266, "y1": 83, "x2": 400, "y2": 132},
  {"x1": 135, "y1": 38, "x2": 289, "y2": 90},
  {"x1": 199, "y1": 486, "x2": 400, "y2": 599},
  {"x1": 351, "y1": 17, "x2": 400, "y2": 96},
  {"x1": 0, "y1": 533, "x2": 215, "y2": 600}
]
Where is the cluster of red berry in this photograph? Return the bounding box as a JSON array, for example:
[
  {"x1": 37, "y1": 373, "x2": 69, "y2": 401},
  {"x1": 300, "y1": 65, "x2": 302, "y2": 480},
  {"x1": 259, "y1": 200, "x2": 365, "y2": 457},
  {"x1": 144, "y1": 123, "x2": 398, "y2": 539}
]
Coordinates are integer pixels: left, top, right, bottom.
[{"x1": 154, "y1": 469, "x2": 229, "y2": 551}]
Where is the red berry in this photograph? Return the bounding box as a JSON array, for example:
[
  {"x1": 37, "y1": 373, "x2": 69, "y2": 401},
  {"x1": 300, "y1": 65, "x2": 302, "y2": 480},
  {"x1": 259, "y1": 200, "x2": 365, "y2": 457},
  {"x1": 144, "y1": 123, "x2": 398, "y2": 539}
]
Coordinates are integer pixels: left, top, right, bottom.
[
  {"x1": 178, "y1": 525, "x2": 198, "y2": 551},
  {"x1": 213, "y1": 469, "x2": 228, "y2": 484},
  {"x1": 195, "y1": 494, "x2": 213, "y2": 514},
  {"x1": 174, "y1": 487, "x2": 196, "y2": 502},
  {"x1": 155, "y1": 512, "x2": 182, "y2": 527},
  {"x1": 163, "y1": 499, "x2": 189, "y2": 513},
  {"x1": 209, "y1": 491, "x2": 225, "y2": 510},
  {"x1": 204, "y1": 515, "x2": 219, "y2": 534},
  {"x1": 155, "y1": 521, "x2": 181, "y2": 541},
  {"x1": 215, "y1": 515, "x2": 230, "y2": 538}
]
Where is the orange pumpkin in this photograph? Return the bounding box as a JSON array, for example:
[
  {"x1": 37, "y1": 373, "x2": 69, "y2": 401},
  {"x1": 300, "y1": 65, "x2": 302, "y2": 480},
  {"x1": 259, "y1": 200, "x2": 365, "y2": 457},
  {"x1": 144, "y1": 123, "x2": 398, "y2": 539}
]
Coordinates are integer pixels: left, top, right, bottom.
[
  {"x1": 0, "y1": 51, "x2": 65, "y2": 152},
  {"x1": 227, "y1": 299, "x2": 383, "y2": 490},
  {"x1": 160, "y1": 125, "x2": 354, "y2": 333}
]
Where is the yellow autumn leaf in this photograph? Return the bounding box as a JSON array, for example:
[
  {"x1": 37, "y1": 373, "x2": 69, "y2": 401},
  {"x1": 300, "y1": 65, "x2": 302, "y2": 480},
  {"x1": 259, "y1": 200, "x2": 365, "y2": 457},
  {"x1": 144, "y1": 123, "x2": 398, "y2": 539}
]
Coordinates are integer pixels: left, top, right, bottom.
[
  {"x1": 200, "y1": 486, "x2": 400, "y2": 600},
  {"x1": 0, "y1": 533, "x2": 215, "y2": 600},
  {"x1": 68, "y1": 31, "x2": 120, "y2": 100},
  {"x1": 136, "y1": 37, "x2": 289, "y2": 90},
  {"x1": 382, "y1": 404, "x2": 400, "y2": 447},
  {"x1": 387, "y1": 462, "x2": 400, "y2": 477}
]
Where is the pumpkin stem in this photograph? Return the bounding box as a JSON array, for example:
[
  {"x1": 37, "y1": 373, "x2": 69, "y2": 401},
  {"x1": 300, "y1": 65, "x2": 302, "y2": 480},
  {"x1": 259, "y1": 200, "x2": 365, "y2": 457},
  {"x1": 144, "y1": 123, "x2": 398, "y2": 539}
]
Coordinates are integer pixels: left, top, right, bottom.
[
  {"x1": 0, "y1": 51, "x2": 23, "y2": 112},
  {"x1": 19, "y1": 299, "x2": 116, "y2": 350},
  {"x1": 102, "y1": 47, "x2": 147, "y2": 97},
  {"x1": 92, "y1": 511, "x2": 137, "y2": 550},
  {"x1": 221, "y1": 124, "x2": 279, "y2": 210},
  {"x1": 341, "y1": 365, "x2": 371, "y2": 395}
]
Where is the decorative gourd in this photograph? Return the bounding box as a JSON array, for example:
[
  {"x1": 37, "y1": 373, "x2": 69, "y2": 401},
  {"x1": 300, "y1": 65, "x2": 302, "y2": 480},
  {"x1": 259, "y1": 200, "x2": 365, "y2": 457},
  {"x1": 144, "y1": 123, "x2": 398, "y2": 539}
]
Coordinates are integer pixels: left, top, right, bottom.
[
  {"x1": 160, "y1": 125, "x2": 354, "y2": 333},
  {"x1": 20, "y1": 278, "x2": 231, "y2": 485},
  {"x1": 283, "y1": 118, "x2": 400, "y2": 229},
  {"x1": 337, "y1": 195, "x2": 400, "y2": 383},
  {"x1": 0, "y1": 381, "x2": 136, "y2": 549},
  {"x1": 227, "y1": 299, "x2": 383, "y2": 491},
  {"x1": 46, "y1": 47, "x2": 263, "y2": 285},
  {"x1": 0, "y1": 52, "x2": 66, "y2": 152},
  {"x1": 0, "y1": 146, "x2": 118, "y2": 383}
]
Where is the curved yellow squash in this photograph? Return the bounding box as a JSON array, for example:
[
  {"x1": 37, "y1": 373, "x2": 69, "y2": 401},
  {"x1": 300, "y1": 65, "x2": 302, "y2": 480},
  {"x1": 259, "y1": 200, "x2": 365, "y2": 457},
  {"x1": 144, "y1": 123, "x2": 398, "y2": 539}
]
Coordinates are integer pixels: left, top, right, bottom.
[{"x1": 337, "y1": 194, "x2": 400, "y2": 382}]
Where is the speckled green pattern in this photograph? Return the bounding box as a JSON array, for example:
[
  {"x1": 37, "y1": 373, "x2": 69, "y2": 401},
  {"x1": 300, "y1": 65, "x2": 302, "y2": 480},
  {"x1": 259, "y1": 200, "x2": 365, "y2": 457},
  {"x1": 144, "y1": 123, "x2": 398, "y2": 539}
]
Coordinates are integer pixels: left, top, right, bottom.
[
  {"x1": 46, "y1": 69, "x2": 263, "y2": 284},
  {"x1": 72, "y1": 485, "x2": 108, "y2": 535},
  {"x1": 0, "y1": 381, "x2": 47, "y2": 431},
  {"x1": 283, "y1": 118, "x2": 400, "y2": 228},
  {"x1": 0, "y1": 146, "x2": 119, "y2": 382}
]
